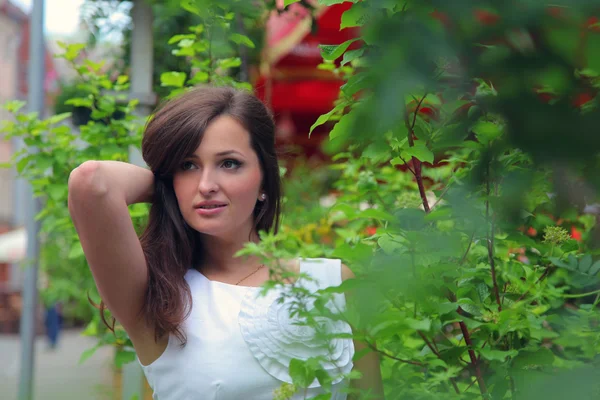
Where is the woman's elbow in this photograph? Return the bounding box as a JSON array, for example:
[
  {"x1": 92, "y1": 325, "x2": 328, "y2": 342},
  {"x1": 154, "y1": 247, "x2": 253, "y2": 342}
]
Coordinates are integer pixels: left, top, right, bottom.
[{"x1": 68, "y1": 161, "x2": 108, "y2": 213}]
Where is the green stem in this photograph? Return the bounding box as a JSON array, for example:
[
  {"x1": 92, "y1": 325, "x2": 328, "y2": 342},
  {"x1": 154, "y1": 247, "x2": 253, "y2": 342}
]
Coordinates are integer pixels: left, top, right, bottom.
[
  {"x1": 563, "y1": 288, "x2": 600, "y2": 298},
  {"x1": 592, "y1": 293, "x2": 600, "y2": 308}
]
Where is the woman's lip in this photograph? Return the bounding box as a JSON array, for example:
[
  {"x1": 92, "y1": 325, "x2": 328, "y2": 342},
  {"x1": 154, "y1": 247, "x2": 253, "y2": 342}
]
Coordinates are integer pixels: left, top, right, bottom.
[{"x1": 195, "y1": 205, "x2": 227, "y2": 216}]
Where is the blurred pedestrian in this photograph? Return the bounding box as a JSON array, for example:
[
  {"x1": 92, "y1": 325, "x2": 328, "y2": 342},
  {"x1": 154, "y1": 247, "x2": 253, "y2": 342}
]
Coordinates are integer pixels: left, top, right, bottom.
[{"x1": 44, "y1": 302, "x2": 62, "y2": 349}]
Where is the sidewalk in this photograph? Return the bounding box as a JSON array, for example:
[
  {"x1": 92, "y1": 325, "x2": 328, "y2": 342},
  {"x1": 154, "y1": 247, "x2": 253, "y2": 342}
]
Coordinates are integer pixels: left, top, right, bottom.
[{"x1": 0, "y1": 329, "x2": 114, "y2": 400}]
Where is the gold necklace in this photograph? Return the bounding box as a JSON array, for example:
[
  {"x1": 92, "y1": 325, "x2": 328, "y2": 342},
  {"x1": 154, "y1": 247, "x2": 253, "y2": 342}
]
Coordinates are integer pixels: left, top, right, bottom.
[{"x1": 235, "y1": 264, "x2": 265, "y2": 286}]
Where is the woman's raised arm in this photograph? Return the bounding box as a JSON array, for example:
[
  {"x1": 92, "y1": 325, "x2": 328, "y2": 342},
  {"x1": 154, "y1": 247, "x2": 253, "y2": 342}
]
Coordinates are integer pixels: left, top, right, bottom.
[{"x1": 68, "y1": 161, "x2": 154, "y2": 339}]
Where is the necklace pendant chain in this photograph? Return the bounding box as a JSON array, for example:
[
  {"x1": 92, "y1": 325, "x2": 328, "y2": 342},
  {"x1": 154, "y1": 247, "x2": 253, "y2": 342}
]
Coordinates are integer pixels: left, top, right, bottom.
[{"x1": 235, "y1": 264, "x2": 264, "y2": 286}]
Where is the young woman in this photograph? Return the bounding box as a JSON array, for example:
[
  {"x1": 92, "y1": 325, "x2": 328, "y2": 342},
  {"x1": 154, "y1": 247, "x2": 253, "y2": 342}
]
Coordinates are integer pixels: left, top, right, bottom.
[{"x1": 68, "y1": 86, "x2": 383, "y2": 399}]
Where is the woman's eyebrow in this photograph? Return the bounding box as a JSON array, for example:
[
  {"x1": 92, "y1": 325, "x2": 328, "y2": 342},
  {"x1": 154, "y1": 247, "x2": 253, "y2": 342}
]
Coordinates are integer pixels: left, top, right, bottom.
[
  {"x1": 188, "y1": 150, "x2": 245, "y2": 159},
  {"x1": 215, "y1": 150, "x2": 244, "y2": 157}
]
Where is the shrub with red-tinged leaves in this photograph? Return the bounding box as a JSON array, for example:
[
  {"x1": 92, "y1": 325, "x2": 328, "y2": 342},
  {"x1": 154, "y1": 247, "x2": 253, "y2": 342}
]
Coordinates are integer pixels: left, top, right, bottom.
[
  {"x1": 571, "y1": 226, "x2": 583, "y2": 241},
  {"x1": 573, "y1": 92, "x2": 594, "y2": 107},
  {"x1": 474, "y1": 9, "x2": 500, "y2": 25},
  {"x1": 430, "y1": 10, "x2": 452, "y2": 29},
  {"x1": 547, "y1": 6, "x2": 565, "y2": 19},
  {"x1": 587, "y1": 16, "x2": 600, "y2": 31}
]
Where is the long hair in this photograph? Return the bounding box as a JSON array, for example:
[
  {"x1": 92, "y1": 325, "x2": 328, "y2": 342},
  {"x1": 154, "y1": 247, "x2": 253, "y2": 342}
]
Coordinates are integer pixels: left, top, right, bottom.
[{"x1": 98, "y1": 86, "x2": 282, "y2": 344}]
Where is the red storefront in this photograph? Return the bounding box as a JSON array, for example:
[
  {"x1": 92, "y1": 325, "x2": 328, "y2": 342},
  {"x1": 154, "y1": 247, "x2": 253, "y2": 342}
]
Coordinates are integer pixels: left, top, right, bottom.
[{"x1": 253, "y1": 0, "x2": 360, "y2": 159}]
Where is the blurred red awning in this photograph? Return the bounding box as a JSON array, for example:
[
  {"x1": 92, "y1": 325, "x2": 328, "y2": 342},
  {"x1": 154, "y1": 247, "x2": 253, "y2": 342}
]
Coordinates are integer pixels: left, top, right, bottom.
[{"x1": 255, "y1": 0, "x2": 360, "y2": 115}]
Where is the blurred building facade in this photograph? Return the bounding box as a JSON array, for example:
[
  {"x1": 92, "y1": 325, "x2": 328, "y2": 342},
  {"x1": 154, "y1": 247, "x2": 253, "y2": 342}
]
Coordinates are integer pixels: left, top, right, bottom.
[
  {"x1": 0, "y1": 0, "x2": 27, "y2": 333},
  {"x1": 0, "y1": 0, "x2": 27, "y2": 229},
  {"x1": 0, "y1": 0, "x2": 59, "y2": 332}
]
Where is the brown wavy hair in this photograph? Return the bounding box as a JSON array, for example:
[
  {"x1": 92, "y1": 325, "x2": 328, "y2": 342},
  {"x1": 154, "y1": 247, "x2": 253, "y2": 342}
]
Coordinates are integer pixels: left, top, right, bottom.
[{"x1": 97, "y1": 86, "x2": 282, "y2": 344}]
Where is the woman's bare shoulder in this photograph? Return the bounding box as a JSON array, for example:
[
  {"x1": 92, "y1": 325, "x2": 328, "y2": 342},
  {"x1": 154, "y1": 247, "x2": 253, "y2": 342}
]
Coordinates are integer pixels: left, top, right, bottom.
[{"x1": 269, "y1": 257, "x2": 301, "y2": 284}]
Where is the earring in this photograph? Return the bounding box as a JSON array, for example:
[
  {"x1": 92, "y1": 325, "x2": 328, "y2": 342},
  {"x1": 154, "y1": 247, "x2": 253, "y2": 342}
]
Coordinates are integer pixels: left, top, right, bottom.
[{"x1": 260, "y1": 193, "x2": 267, "y2": 201}]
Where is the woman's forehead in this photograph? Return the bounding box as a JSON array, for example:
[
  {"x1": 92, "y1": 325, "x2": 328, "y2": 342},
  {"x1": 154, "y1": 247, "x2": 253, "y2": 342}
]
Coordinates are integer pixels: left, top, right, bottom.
[{"x1": 190, "y1": 115, "x2": 253, "y2": 156}]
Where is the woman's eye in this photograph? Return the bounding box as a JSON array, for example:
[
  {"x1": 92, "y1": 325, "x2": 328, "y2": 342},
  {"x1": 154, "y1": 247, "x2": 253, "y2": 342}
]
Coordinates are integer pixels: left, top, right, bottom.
[
  {"x1": 222, "y1": 159, "x2": 241, "y2": 169},
  {"x1": 181, "y1": 161, "x2": 196, "y2": 171}
]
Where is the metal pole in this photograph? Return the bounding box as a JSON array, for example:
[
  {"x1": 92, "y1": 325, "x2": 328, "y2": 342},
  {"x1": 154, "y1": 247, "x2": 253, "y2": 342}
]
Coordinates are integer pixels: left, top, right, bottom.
[
  {"x1": 128, "y1": 0, "x2": 155, "y2": 168},
  {"x1": 122, "y1": 1, "x2": 156, "y2": 398},
  {"x1": 18, "y1": 0, "x2": 45, "y2": 398}
]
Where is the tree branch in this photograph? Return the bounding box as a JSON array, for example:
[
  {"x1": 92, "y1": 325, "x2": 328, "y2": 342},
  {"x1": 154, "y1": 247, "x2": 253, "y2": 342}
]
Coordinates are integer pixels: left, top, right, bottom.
[
  {"x1": 459, "y1": 318, "x2": 488, "y2": 396},
  {"x1": 364, "y1": 340, "x2": 424, "y2": 366},
  {"x1": 399, "y1": 156, "x2": 416, "y2": 176},
  {"x1": 417, "y1": 331, "x2": 460, "y2": 394},
  {"x1": 403, "y1": 97, "x2": 431, "y2": 213},
  {"x1": 460, "y1": 230, "x2": 477, "y2": 265},
  {"x1": 486, "y1": 166, "x2": 502, "y2": 312},
  {"x1": 430, "y1": 181, "x2": 452, "y2": 210},
  {"x1": 516, "y1": 267, "x2": 552, "y2": 302}
]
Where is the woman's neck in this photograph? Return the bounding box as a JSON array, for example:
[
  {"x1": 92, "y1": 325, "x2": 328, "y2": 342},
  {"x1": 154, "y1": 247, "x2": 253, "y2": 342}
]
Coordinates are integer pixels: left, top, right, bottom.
[{"x1": 199, "y1": 229, "x2": 262, "y2": 275}]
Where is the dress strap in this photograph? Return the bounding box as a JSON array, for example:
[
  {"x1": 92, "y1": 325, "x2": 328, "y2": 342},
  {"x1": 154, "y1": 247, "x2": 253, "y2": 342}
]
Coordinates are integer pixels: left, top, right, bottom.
[{"x1": 299, "y1": 258, "x2": 343, "y2": 290}]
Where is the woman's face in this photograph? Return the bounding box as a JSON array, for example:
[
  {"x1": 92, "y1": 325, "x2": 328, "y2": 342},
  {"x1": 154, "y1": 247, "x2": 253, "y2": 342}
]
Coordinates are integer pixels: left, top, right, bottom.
[{"x1": 172, "y1": 115, "x2": 264, "y2": 239}]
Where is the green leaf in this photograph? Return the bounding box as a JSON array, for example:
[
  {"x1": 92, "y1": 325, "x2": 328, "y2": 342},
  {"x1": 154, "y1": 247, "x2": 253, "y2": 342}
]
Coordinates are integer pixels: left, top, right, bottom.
[
  {"x1": 79, "y1": 345, "x2": 100, "y2": 364},
  {"x1": 476, "y1": 283, "x2": 491, "y2": 303},
  {"x1": 589, "y1": 260, "x2": 600, "y2": 276},
  {"x1": 160, "y1": 72, "x2": 187, "y2": 88},
  {"x1": 406, "y1": 318, "x2": 431, "y2": 331},
  {"x1": 329, "y1": 111, "x2": 354, "y2": 141},
  {"x1": 401, "y1": 142, "x2": 434, "y2": 164},
  {"x1": 310, "y1": 109, "x2": 337, "y2": 136},
  {"x1": 65, "y1": 96, "x2": 93, "y2": 108},
  {"x1": 479, "y1": 348, "x2": 518, "y2": 362},
  {"x1": 61, "y1": 43, "x2": 86, "y2": 61},
  {"x1": 3, "y1": 100, "x2": 27, "y2": 114},
  {"x1": 284, "y1": 0, "x2": 301, "y2": 5},
  {"x1": 436, "y1": 302, "x2": 458, "y2": 315},
  {"x1": 47, "y1": 184, "x2": 67, "y2": 201},
  {"x1": 114, "y1": 348, "x2": 137, "y2": 369},
  {"x1": 472, "y1": 121, "x2": 502, "y2": 144},
  {"x1": 48, "y1": 112, "x2": 72, "y2": 125},
  {"x1": 370, "y1": 320, "x2": 403, "y2": 339},
  {"x1": 168, "y1": 34, "x2": 196, "y2": 45},
  {"x1": 82, "y1": 321, "x2": 98, "y2": 336},
  {"x1": 218, "y1": 57, "x2": 242, "y2": 69},
  {"x1": 16, "y1": 157, "x2": 29, "y2": 173},
  {"x1": 180, "y1": 0, "x2": 203, "y2": 16},
  {"x1": 340, "y1": 72, "x2": 368, "y2": 97},
  {"x1": 68, "y1": 241, "x2": 84, "y2": 259},
  {"x1": 578, "y1": 254, "x2": 593, "y2": 273},
  {"x1": 439, "y1": 346, "x2": 467, "y2": 365},
  {"x1": 319, "y1": 277, "x2": 362, "y2": 295},
  {"x1": 340, "y1": 4, "x2": 364, "y2": 29},
  {"x1": 390, "y1": 157, "x2": 405, "y2": 166},
  {"x1": 178, "y1": 39, "x2": 195, "y2": 48},
  {"x1": 341, "y1": 48, "x2": 364, "y2": 66},
  {"x1": 229, "y1": 33, "x2": 255, "y2": 49},
  {"x1": 314, "y1": 368, "x2": 332, "y2": 390},
  {"x1": 289, "y1": 358, "x2": 316, "y2": 388},
  {"x1": 378, "y1": 235, "x2": 405, "y2": 255},
  {"x1": 311, "y1": 394, "x2": 332, "y2": 400},
  {"x1": 318, "y1": 0, "x2": 357, "y2": 5},
  {"x1": 512, "y1": 348, "x2": 555, "y2": 369},
  {"x1": 549, "y1": 256, "x2": 576, "y2": 271},
  {"x1": 319, "y1": 39, "x2": 359, "y2": 61},
  {"x1": 561, "y1": 239, "x2": 579, "y2": 253}
]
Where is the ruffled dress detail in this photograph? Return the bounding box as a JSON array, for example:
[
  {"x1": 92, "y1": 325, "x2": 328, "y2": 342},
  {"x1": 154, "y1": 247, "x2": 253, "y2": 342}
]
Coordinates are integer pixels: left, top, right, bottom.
[{"x1": 238, "y1": 266, "x2": 354, "y2": 387}]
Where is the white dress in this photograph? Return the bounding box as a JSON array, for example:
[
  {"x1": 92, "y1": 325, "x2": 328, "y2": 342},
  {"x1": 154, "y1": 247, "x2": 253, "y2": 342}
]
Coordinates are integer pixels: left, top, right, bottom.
[{"x1": 140, "y1": 258, "x2": 355, "y2": 400}]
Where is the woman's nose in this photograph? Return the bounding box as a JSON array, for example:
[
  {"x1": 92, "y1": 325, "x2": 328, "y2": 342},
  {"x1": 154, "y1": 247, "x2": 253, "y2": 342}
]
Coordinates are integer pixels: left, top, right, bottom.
[{"x1": 197, "y1": 169, "x2": 219, "y2": 195}]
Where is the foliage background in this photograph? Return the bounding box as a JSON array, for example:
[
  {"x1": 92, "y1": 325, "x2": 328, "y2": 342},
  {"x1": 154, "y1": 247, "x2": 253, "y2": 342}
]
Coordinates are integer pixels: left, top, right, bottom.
[{"x1": 4, "y1": 0, "x2": 600, "y2": 399}]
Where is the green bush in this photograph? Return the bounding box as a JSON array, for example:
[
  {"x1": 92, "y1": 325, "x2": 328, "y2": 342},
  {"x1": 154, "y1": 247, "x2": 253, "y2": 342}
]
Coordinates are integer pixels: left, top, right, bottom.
[{"x1": 4, "y1": 1, "x2": 600, "y2": 399}]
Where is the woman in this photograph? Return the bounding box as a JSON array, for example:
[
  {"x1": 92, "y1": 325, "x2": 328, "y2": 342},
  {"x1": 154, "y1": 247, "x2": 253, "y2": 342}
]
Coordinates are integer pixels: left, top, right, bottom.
[{"x1": 68, "y1": 86, "x2": 383, "y2": 399}]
